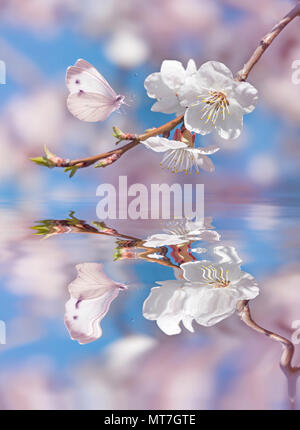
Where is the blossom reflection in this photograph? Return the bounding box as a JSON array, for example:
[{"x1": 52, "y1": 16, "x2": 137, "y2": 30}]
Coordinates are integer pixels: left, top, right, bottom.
[
  {"x1": 143, "y1": 246, "x2": 259, "y2": 334},
  {"x1": 143, "y1": 216, "x2": 220, "y2": 248}
]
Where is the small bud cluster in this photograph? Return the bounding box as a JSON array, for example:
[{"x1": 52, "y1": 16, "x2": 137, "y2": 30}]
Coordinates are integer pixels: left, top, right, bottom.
[
  {"x1": 95, "y1": 153, "x2": 120, "y2": 168},
  {"x1": 113, "y1": 247, "x2": 135, "y2": 261}
]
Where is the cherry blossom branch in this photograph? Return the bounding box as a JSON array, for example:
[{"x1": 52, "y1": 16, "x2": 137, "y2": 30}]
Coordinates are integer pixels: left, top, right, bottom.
[
  {"x1": 30, "y1": 115, "x2": 184, "y2": 176},
  {"x1": 237, "y1": 299, "x2": 300, "y2": 409},
  {"x1": 30, "y1": 3, "x2": 300, "y2": 175},
  {"x1": 235, "y1": 2, "x2": 300, "y2": 81},
  {"x1": 32, "y1": 212, "x2": 179, "y2": 269},
  {"x1": 113, "y1": 113, "x2": 184, "y2": 142}
]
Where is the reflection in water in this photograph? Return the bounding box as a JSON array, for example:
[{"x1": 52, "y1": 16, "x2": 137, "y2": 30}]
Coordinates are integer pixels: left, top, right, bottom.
[
  {"x1": 65, "y1": 263, "x2": 127, "y2": 345},
  {"x1": 143, "y1": 217, "x2": 220, "y2": 247},
  {"x1": 143, "y1": 246, "x2": 259, "y2": 334},
  {"x1": 31, "y1": 211, "x2": 300, "y2": 409}
]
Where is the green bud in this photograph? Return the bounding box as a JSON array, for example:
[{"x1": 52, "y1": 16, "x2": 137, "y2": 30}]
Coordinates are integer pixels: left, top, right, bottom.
[
  {"x1": 112, "y1": 126, "x2": 124, "y2": 139},
  {"x1": 30, "y1": 156, "x2": 56, "y2": 168},
  {"x1": 113, "y1": 248, "x2": 122, "y2": 261},
  {"x1": 92, "y1": 221, "x2": 108, "y2": 231},
  {"x1": 64, "y1": 166, "x2": 78, "y2": 178},
  {"x1": 94, "y1": 160, "x2": 106, "y2": 168}
]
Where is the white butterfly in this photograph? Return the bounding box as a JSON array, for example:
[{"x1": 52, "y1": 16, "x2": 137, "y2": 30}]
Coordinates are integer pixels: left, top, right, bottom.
[{"x1": 66, "y1": 59, "x2": 125, "y2": 122}]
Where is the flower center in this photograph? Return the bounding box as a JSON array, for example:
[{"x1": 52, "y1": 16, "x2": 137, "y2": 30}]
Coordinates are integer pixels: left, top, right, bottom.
[
  {"x1": 202, "y1": 265, "x2": 231, "y2": 288},
  {"x1": 200, "y1": 90, "x2": 230, "y2": 125}
]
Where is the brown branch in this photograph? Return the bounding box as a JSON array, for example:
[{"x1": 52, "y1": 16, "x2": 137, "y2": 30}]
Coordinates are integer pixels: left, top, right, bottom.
[
  {"x1": 33, "y1": 214, "x2": 179, "y2": 269},
  {"x1": 237, "y1": 300, "x2": 300, "y2": 409},
  {"x1": 35, "y1": 114, "x2": 184, "y2": 173},
  {"x1": 63, "y1": 139, "x2": 139, "y2": 168},
  {"x1": 235, "y1": 3, "x2": 300, "y2": 81},
  {"x1": 66, "y1": 114, "x2": 184, "y2": 168},
  {"x1": 115, "y1": 114, "x2": 184, "y2": 142}
]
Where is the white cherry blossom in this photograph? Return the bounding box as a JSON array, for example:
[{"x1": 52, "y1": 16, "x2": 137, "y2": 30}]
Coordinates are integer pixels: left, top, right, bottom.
[
  {"x1": 143, "y1": 246, "x2": 259, "y2": 334},
  {"x1": 144, "y1": 59, "x2": 197, "y2": 116},
  {"x1": 181, "y1": 61, "x2": 258, "y2": 139},
  {"x1": 142, "y1": 136, "x2": 219, "y2": 174}
]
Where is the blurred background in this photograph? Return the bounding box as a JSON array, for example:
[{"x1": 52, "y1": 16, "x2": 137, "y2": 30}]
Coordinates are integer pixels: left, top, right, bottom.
[{"x1": 0, "y1": 0, "x2": 300, "y2": 410}]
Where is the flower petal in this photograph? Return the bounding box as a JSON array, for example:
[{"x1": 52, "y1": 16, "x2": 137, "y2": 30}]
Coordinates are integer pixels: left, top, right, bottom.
[
  {"x1": 181, "y1": 260, "x2": 213, "y2": 283},
  {"x1": 142, "y1": 136, "x2": 187, "y2": 152},
  {"x1": 195, "y1": 61, "x2": 234, "y2": 91},
  {"x1": 215, "y1": 99, "x2": 244, "y2": 140},
  {"x1": 143, "y1": 284, "x2": 176, "y2": 320},
  {"x1": 178, "y1": 74, "x2": 202, "y2": 107},
  {"x1": 143, "y1": 233, "x2": 187, "y2": 247},
  {"x1": 186, "y1": 230, "x2": 221, "y2": 242},
  {"x1": 151, "y1": 98, "x2": 183, "y2": 115},
  {"x1": 144, "y1": 72, "x2": 182, "y2": 114},
  {"x1": 186, "y1": 59, "x2": 197, "y2": 76},
  {"x1": 194, "y1": 288, "x2": 237, "y2": 326},
  {"x1": 195, "y1": 153, "x2": 215, "y2": 172},
  {"x1": 160, "y1": 60, "x2": 186, "y2": 90},
  {"x1": 234, "y1": 273, "x2": 259, "y2": 299},
  {"x1": 184, "y1": 103, "x2": 214, "y2": 135},
  {"x1": 182, "y1": 315, "x2": 195, "y2": 332},
  {"x1": 213, "y1": 246, "x2": 242, "y2": 265},
  {"x1": 232, "y1": 81, "x2": 258, "y2": 114},
  {"x1": 143, "y1": 282, "x2": 186, "y2": 335},
  {"x1": 194, "y1": 144, "x2": 220, "y2": 155},
  {"x1": 157, "y1": 313, "x2": 182, "y2": 335},
  {"x1": 144, "y1": 72, "x2": 167, "y2": 99}
]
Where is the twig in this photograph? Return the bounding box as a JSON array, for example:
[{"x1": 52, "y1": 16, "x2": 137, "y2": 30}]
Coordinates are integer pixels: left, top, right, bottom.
[
  {"x1": 32, "y1": 214, "x2": 179, "y2": 269},
  {"x1": 62, "y1": 140, "x2": 139, "y2": 168},
  {"x1": 114, "y1": 114, "x2": 184, "y2": 142},
  {"x1": 32, "y1": 114, "x2": 184, "y2": 174},
  {"x1": 235, "y1": 3, "x2": 300, "y2": 81},
  {"x1": 65, "y1": 114, "x2": 184, "y2": 168},
  {"x1": 237, "y1": 300, "x2": 300, "y2": 410}
]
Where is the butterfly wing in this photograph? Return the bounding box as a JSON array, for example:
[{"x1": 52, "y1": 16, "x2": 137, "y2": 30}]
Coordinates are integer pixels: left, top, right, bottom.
[
  {"x1": 64, "y1": 263, "x2": 125, "y2": 344},
  {"x1": 66, "y1": 59, "x2": 123, "y2": 121},
  {"x1": 73, "y1": 59, "x2": 112, "y2": 86},
  {"x1": 66, "y1": 59, "x2": 117, "y2": 98},
  {"x1": 68, "y1": 263, "x2": 125, "y2": 298},
  {"x1": 67, "y1": 91, "x2": 118, "y2": 122}
]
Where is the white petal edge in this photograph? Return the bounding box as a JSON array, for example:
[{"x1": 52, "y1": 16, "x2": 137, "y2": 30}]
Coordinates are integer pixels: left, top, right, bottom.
[{"x1": 142, "y1": 136, "x2": 187, "y2": 152}]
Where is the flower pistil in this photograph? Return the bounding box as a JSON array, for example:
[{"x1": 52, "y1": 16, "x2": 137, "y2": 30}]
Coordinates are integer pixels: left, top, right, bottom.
[{"x1": 199, "y1": 90, "x2": 230, "y2": 124}]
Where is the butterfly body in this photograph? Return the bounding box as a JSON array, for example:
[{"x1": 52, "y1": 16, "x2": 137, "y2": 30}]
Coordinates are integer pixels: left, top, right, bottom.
[{"x1": 66, "y1": 59, "x2": 125, "y2": 122}]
